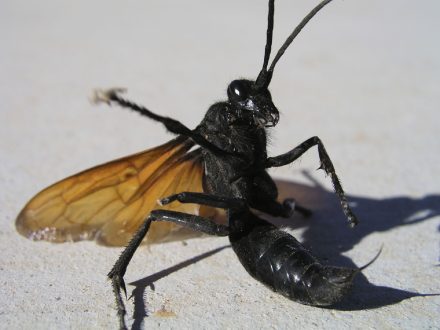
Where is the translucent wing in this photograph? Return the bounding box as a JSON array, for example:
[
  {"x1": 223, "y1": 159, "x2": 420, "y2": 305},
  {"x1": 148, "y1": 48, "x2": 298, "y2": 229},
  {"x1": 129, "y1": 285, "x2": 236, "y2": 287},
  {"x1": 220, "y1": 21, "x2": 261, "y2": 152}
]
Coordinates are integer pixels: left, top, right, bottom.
[{"x1": 16, "y1": 136, "x2": 222, "y2": 246}]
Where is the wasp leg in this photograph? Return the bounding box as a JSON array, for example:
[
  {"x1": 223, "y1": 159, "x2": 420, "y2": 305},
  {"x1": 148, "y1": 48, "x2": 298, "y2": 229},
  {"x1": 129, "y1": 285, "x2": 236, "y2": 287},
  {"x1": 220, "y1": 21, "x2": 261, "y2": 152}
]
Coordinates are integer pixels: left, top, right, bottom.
[
  {"x1": 160, "y1": 191, "x2": 246, "y2": 210},
  {"x1": 93, "y1": 88, "x2": 230, "y2": 157},
  {"x1": 162, "y1": 191, "x2": 311, "y2": 219},
  {"x1": 265, "y1": 136, "x2": 358, "y2": 227},
  {"x1": 251, "y1": 197, "x2": 312, "y2": 218},
  {"x1": 160, "y1": 191, "x2": 313, "y2": 226},
  {"x1": 108, "y1": 210, "x2": 229, "y2": 330},
  {"x1": 247, "y1": 172, "x2": 312, "y2": 218}
]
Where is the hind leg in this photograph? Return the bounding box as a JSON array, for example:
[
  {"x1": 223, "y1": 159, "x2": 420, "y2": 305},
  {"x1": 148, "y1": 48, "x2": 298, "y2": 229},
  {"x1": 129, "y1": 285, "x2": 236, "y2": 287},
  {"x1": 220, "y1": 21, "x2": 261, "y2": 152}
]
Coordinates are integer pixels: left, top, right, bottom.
[
  {"x1": 251, "y1": 171, "x2": 311, "y2": 218},
  {"x1": 108, "y1": 209, "x2": 229, "y2": 330}
]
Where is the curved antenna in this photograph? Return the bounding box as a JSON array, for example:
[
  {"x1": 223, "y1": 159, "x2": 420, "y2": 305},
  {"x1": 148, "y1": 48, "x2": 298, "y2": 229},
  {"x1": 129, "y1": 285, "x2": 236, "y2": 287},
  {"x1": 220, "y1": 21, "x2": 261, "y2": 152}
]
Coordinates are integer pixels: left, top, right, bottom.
[{"x1": 269, "y1": 0, "x2": 333, "y2": 74}]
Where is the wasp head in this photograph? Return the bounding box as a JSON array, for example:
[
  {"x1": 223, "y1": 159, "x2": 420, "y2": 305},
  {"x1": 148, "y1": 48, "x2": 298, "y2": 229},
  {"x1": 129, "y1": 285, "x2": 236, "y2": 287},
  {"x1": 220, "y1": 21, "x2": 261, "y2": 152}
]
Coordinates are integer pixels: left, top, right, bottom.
[
  {"x1": 226, "y1": 79, "x2": 279, "y2": 128},
  {"x1": 224, "y1": 0, "x2": 333, "y2": 129}
]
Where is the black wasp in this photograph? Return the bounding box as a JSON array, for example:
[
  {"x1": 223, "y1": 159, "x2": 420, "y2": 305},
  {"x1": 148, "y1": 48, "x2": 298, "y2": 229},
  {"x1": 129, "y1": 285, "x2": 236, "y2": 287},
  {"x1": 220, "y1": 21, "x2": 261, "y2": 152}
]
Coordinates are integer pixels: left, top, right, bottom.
[{"x1": 16, "y1": 1, "x2": 373, "y2": 329}]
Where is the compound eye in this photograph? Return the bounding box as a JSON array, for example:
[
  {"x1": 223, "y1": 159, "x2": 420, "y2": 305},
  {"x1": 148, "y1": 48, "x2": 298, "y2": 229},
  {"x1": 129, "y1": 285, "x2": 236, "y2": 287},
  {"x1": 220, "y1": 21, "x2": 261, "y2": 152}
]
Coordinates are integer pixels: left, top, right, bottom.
[{"x1": 227, "y1": 80, "x2": 249, "y2": 103}]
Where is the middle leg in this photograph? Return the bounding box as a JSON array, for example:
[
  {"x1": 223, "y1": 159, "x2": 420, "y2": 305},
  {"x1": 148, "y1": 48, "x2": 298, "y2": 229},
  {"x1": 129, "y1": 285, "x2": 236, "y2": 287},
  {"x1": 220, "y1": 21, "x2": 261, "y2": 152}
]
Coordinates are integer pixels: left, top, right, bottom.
[{"x1": 160, "y1": 191, "x2": 246, "y2": 210}]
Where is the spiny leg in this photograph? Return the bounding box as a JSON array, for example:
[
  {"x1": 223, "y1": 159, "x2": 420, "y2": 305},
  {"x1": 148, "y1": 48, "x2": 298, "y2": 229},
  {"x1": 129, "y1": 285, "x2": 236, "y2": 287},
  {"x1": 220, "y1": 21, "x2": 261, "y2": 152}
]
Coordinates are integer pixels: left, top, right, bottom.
[
  {"x1": 283, "y1": 199, "x2": 312, "y2": 217},
  {"x1": 108, "y1": 216, "x2": 152, "y2": 330},
  {"x1": 265, "y1": 136, "x2": 358, "y2": 227},
  {"x1": 108, "y1": 209, "x2": 229, "y2": 330}
]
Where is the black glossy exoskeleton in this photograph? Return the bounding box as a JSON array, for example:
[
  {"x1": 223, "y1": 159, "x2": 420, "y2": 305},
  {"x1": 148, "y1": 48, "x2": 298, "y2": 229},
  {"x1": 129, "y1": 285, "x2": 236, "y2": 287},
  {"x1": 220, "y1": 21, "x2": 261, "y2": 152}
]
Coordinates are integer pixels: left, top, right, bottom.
[
  {"x1": 101, "y1": 0, "x2": 362, "y2": 327},
  {"x1": 16, "y1": 1, "x2": 368, "y2": 329}
]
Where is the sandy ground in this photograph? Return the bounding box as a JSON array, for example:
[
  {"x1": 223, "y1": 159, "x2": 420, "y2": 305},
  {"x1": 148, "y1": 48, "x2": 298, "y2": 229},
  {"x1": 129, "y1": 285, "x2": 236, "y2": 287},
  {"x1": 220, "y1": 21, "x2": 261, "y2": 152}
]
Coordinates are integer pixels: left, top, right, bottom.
[{"x1": 1, "y1": 0, "x2": 439, "y2": 329}]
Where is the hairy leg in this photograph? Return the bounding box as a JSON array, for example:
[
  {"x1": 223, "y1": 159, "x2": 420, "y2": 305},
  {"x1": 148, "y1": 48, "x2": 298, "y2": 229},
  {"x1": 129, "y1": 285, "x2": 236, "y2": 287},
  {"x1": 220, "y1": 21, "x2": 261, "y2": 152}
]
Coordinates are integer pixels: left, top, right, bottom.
[
  {"x1": 108, "y1": 209, "x2": 229, "y2": 329},
  {"x1": 92, "y1": 88, "x2": 230, "y2": 157},
  {"x1": 266, "y1": 136, "x2": 357, "y2": 227}
]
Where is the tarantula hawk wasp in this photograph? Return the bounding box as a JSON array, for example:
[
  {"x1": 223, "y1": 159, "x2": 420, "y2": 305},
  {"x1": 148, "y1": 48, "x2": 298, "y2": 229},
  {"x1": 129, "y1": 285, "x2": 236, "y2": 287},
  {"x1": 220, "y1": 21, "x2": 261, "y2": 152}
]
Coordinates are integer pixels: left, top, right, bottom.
[{"x1": 16, "y1": 0, "x2": 378, "y2": 328}]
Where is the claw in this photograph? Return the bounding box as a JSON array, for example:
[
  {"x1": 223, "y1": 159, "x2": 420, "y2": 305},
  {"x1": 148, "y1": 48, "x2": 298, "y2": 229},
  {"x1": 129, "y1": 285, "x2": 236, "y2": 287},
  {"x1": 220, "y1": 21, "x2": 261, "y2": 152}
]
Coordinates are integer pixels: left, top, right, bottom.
[
  {"x1": 90, "y1": 87, "x2": 127, "y2": 105},
  {"x1": 159, "y1": 194, "x2": 178, "y2": 206},
  {"x1": 283, "y1": 198, "x2": 312, "y2": 218},
  {"x1": 108, "y1": 270, "x2": 128, "y2": 299},
  {"x1": 282, "y1": 198, "x2": 296, "y2": 217},
  {"x1": 114, "y1": 274, "x2": 128, "y2": 299},
  {"x1": 159, "y1": 197, "x2": 170, "y2": 206},
  {"x1": 110, "y1": 275, "x2": 128, "y2": 330}
]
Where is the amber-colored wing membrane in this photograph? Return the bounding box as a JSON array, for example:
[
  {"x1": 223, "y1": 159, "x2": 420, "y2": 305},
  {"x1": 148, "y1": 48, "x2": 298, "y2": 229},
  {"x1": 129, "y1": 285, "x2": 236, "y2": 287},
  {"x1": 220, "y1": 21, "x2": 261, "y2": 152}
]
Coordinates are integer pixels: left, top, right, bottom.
[{"x1": 16, "y1": 136, "x2": 222, "y2": 246}]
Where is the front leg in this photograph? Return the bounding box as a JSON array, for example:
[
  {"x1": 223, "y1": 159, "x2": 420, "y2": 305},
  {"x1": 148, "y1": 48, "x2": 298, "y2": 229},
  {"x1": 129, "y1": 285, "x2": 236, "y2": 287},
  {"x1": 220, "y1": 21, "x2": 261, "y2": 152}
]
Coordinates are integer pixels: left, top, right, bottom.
[
  {"x1": 266, "y1": 136, "x2": 358, "y2": 227},
  {"x1": 92, "y1": 88, "x2": 229, "y2": 157}
]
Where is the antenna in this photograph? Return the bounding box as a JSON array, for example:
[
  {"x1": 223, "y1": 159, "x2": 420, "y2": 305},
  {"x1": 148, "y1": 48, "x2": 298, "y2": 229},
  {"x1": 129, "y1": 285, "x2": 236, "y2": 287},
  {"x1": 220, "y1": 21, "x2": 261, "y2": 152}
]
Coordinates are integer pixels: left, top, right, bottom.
[
  {"x1": 255, "y1": 0, "x2": 275, "y2": 89},
  {"x1": 256, "y1": 0, "x2": 334, "y2": 90}
]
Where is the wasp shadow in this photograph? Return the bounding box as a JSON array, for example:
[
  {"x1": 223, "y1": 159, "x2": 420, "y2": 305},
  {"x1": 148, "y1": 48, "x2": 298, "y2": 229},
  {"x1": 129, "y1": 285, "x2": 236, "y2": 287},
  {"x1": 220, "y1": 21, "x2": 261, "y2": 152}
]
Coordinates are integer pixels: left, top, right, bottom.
[
  {"x1": 273, "y1": 171, "x2": 440, "y2": 310},
  {"x1": 128, "y1": 245, "x2": 230, "y2": 330},
  {"x1": 127, "y1": 171, "x2": 439, "y2": 326},
  {"x1": 274, "y1": 171, "x2": 440, "y2": 254}
]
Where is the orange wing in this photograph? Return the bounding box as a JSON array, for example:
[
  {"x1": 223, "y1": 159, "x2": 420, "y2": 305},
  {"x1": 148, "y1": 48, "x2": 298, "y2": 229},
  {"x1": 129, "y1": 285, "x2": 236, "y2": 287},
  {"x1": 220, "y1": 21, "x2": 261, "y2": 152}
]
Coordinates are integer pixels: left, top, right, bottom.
[{"x1": 16, "y1": 136, "x2": 223, "y2": 246}]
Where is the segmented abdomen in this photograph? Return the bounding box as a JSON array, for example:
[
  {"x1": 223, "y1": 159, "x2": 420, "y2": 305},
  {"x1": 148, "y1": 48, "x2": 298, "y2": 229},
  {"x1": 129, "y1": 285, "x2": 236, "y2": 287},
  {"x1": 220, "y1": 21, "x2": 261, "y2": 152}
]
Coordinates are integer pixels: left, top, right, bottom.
[{"x1": 230, "y1": 220, "x2": 357, "y2": 306}]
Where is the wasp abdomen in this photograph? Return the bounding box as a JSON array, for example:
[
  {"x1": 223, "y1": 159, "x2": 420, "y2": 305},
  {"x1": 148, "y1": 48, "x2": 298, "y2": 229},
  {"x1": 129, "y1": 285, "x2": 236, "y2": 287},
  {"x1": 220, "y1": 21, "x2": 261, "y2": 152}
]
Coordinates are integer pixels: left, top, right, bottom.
[{"x1": 230, "y1": 222, "x2": 358, "y2": 306}]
